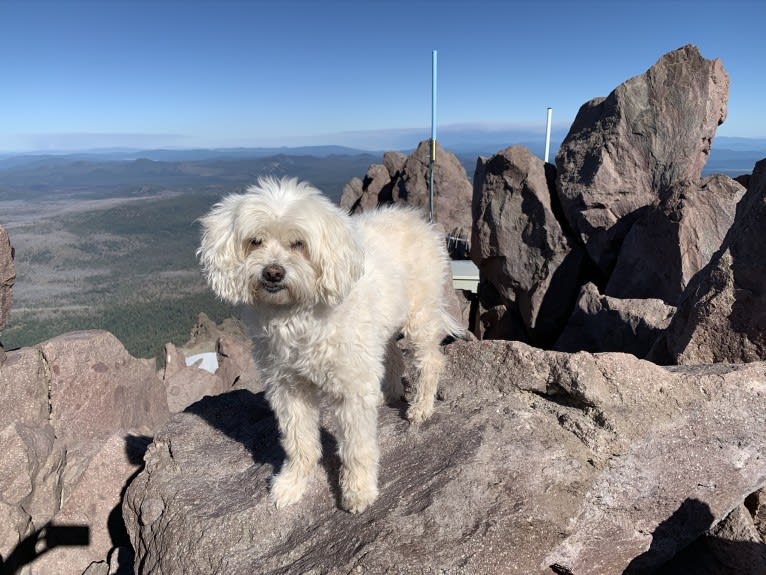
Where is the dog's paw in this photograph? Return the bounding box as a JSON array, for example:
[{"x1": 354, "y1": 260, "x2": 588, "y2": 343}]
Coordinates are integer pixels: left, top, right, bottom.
[
  {"x1": 270, "y1": 469, "x2": 309, "y2": 509},
  {"x1": 406, "y1": 401, "x2": 433, "y2": 424},
  {"x1": 341, "y1": 483, "x2": 379, "y2": 514}
]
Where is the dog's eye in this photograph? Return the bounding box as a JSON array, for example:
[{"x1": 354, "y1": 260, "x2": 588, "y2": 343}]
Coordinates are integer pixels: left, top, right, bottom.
[
  {"x1": 248, "y1": 238, "x2": 263, "y2": 249},
  {"x1": 290, "y1": 240, "x2": 305, "y2": 251}
]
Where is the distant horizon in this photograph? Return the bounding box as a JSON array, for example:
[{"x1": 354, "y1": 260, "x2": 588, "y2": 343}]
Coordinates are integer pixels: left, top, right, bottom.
[{"x1": 1, "y1": 131, "x2": 765, "y2": 158}]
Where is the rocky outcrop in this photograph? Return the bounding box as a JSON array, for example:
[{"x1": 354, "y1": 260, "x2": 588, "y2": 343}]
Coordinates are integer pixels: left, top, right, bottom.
[
  {"x1": 124, "y1": 340, "x2": 766, "y2": 574},
  {"x1": 0, "y1": 319, "x2": 261, "y2": 574},
  {"x1": 39, "y1": 331, "x2": 170, "y2": 444},
  {"x1": 0, "y1": 224, "x2": 15, "y2": 340},
  {"x1": 554, "y1": 282, "x2": 675, "y2": 357},
  {"x1": 345, "y1": 141, "x2": 472, "y2": 240},
  {"x1": 0, "y1": 331, "x2": 169, "y2": 574},
  {"x1": 556, "y1": 44, "x2": 729, "y2": 273},
  {"x1": 605, "y1": 175, "x2": 745, "y2": 305},
  {"x1": 467, "y1": 45, "x2": 737, "y2": 351},
  {"x1": 471, "y1": 145, "x2": 583, "y2": 345},
  {"x1": 650, "y1": 158, "x2": 766, "y2": 364}
]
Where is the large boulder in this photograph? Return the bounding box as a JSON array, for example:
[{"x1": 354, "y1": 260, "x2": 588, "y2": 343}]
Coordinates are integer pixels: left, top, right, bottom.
[
  {"x1": 124, "y1": 340, "x2": 766, "y2": 574},
  {"x1": 38, "y1": 330, "x2": 170, "y2": 444},
  {"x1": 555, "y1": 44, "x2": 729, "y2": 273},
  {"x1": 605, "y1": 175, "x2": 745, "y2": 304},
  {"x1": 346, "y1": 141, "x2": 472, "y2": 240},
  {"x1": 0, "y1": 331, "x2": 173, "y2": 574},
  {"x1": 25, "y1": 433, "x2": 149, "y2": 575},
  {"x1": 554, "y1": 282, "x2": 675, "y2": 357},
  {"x1": 650, "y1": 158, "x2": 766, "y2": 364},
  {"x1": 471, "y1": 145, "x2": 583, "y2": 345},
  {"x1": 0, "y1": 348, "x2": 66, "y2": 562},
  {"x1": 162, "y1": 332, "x2": 262, "y2": 413}
]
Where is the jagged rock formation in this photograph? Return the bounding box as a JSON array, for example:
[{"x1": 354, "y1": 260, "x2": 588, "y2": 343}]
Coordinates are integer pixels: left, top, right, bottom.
[
  {"x1": 554, "y1": 282, "x2": 675, "y2": 357},
  {"x1": 342, "y1": 140, "x2": 472, "y2": 241},
  {"x1": 0, "y1": 320, "x2": 258, "y2": 575},
  {"x1": 0, "y1": 331, "x2": 169, "y2": 574},
  {"x1": 650, "y1": 158, "x2": 766, "y2": 364},
  {"x1": 468, "y1": 44, "x2": 748, "y2": 357},
  {"x1": 471, "y1": 145, "x2": 583, "y2": 345},
  {"x1": 123, "y1": 340, "x2": 766, "y2": 574},
  {"x1": 605, "y1": 175, "x2": 745, "y2": 304},
  {"x1": 0, "y1": 224, "x2": 15, "y2": 343},
  {"x1": 555, "y1": 44, "x2": 729, "y2": 274}
]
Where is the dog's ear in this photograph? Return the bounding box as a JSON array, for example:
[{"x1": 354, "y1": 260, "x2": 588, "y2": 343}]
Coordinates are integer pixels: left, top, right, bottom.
[
  {"x1": 197, "y1": 196, "x2": 249, "y2": 305},
  {"x1": 313, "y1": 208, "x2": 364, "y2": 306}
]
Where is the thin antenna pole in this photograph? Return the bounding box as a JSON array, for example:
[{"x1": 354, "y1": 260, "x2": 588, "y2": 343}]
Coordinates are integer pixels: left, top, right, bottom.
[
  {"x1": 544, "y1": 107, "x2": 553, "y2": 163},
  {"x1": 429, "y1": 49, "x2": 437, "y2": 223}
]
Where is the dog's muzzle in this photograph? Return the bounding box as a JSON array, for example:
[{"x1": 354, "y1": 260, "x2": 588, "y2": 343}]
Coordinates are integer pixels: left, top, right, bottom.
[{"x1": 261, "y1": 264, "x2": 286, "y2": 293}]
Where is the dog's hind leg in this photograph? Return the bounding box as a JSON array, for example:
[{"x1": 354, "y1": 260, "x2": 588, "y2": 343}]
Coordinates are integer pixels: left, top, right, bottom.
[
  {"x1": 381, "y1": 337, "x2": 405, "y2": 403},
  {"x1": 332, "y1": 391, "x2": 381, "y2": 513},
  {"x1": 267, "y1": 380, "x2": 322, "y2": 508},
  {"x1": 404, "y1": 309, "x2": 447, "y2": 423},
  {"x1": 406, "y1": 342, "x2": 445, "y2": 423}
]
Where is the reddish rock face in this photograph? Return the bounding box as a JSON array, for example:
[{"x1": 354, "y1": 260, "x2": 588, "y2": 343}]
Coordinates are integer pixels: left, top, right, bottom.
[
  {"x1": 555, "y1": 44, "x2": 730, "y2": 273},
  {"x1": 0, "y1": 224, "x2": 15, "y2": 334},
  {"x1": 605, "y1": 175, "x2": 745, "y2": 305},
  {"x1": 651, "y1": 158, "x2": 766, "y2": 364},
  {"x1": 344, "y1": 140, "x2": 473, "y2": 240},
  {"x1": 471, "y1": 145, "x2": 583, "y2": 346},
  {"x1": 38, "y1": 330, "x2": 170, "y2": 444}
]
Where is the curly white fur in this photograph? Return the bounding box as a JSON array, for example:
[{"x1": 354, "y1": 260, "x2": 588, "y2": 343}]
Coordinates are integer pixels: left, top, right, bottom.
[{"x1": 198, "y1": 177, "x2": 462, "y2": 513}]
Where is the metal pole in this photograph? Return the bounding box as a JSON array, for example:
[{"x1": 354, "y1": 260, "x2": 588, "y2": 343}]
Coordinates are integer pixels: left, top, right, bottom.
[
  {"x1": 429, "y1": 49, "x2": 437, "y2": 223},
  {"x1": 544, "y1": 107, "x2": 553, "y2": 163}
]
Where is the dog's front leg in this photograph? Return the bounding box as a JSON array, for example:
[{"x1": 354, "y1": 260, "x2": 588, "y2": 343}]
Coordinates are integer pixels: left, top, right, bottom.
[
  {"x1": 333, "y1": 392, "x2": 381, "y2": 513},
  {"x1": 267, "y1": 380, "x2": 321, "y2": 508}
]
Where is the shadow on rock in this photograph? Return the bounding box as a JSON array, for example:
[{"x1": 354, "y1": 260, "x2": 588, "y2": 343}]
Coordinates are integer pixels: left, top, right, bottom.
[
  {"x1": 622, "y1": 497, "x2": 766, "y2": 574},
  {"x1": 0, "y1": 524, "x2": 90, "y2": 575},
  {"x1": 183, "y1": 389, "x2": 345, "y2": 500},
  {"x1": 184, "y1": 389, "x2": 285, "y2": 470},
  {"x1": 623, "y1": 498, "x2": 715, "y2": 574}
]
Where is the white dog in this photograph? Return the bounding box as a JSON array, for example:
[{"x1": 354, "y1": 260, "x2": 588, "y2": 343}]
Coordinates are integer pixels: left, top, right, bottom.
[{"x1": 197, "y1": 177, "x2": 462, "y2": 513}]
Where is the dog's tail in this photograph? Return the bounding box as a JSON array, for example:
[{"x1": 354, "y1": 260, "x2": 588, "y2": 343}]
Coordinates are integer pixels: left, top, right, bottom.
[{"x1": 440, "y1": 304, "x2": 468, "y2": 342}]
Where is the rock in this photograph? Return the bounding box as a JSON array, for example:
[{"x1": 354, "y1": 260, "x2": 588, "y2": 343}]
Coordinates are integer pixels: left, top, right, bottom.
[
  {"x1": 217, "y1": 334, "x2": 262, "y2": 393},
  {"x1": 382, "y1": 150, "x2": 407, "y2": 179},
  {"x1": 182, "y1": 312, "x2": 248, "y2": 356},
  {"x1": 28, "y1": 433, "x2": 147, "y2": 575},
  {"x1": 161, "y1": 331, "x2": 262, "y2": 413},
  {"x1": 650, "y1": 158, "x2": 766, "y2": 364},
  {"x1": 605, "y1": 175, "x2": 745, "y2": 304},
  {"x1": 0, "y1": 422, "x2": 64, "y2": 561},
  {"x1": 346, "y1": 140, "x2": 473, "y2": 240},
  {"x1": 0, "y1": 347, "x2": 66, "y2": 560},
  {"x1": 339, "y1": 176, "x2": 363, "y2": 212},
  {"x1": 0, "y1": 347, "x2": 50, "y2": 430},
  {"x1": 652, "y1": 503, "x2": 766, "y2": 574},
  {"x1": 39, "y1": 330, "x2": 170, "y2": 444},
  {"x1": 124, "y1": 340, "x2": 766, "y2": 574},
  {"x1": 555, "y1": 45, "x2": 729, "y2": 272},
  {"x1": 471, "y1": 145, "x2": 583, "y2": 345},
  {"x1": 746, "y1": 487, "x2": 766, "y2": 540},
  {"x1": 554, "y1": 282, "x2": 675, "y2": 357},
  {"x1": 400, "y1": 140, "x2": 473, "y2": 237},
  {"x1": 735, "y1": 173, "x2": 751, "y2": 189},
  {"x1": 162, "y1": 342, "x2": 228, "y2": 412},
  {"x1": 0, "y1": 224, "x2": 15, "y2": 336}
]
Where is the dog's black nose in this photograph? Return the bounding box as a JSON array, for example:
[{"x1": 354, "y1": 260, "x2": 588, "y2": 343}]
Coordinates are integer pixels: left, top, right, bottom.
[{"x1": 262, "y1": 264, "x2": 286, "y2": 283}]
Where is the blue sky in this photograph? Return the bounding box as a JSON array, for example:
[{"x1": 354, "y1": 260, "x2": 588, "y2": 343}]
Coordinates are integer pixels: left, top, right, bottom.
[{"x1": 1, "y1": 0, "x2": 764, "y2": 152}]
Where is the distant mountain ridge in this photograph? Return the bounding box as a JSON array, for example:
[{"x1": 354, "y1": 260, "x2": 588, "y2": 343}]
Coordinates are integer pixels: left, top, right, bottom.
[{"x1": 1, "y1": 135, "x2": 764, "y2": 193}]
